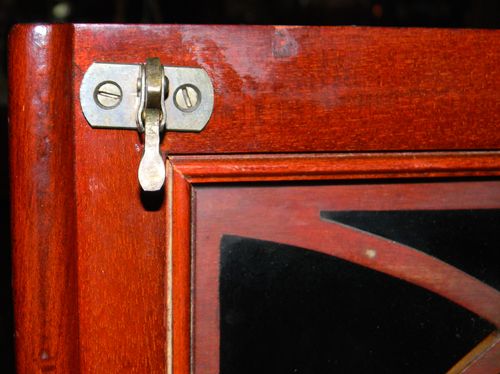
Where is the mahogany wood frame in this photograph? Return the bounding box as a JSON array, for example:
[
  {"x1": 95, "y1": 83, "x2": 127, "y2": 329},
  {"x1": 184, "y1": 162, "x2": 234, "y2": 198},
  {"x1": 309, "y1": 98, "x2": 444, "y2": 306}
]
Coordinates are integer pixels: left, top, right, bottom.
[
  {"x1": 73, "y1": 24, "x2": 500, "y2": 154},
  {"x1": 8, "y1": 23, "x2": 500, "y2": 373},
  {"x1": 169, "y1": 153, "x2": 500, "y2": 374},
  {"x1": 193, "y1": 181, "x2": 500, "y2": 374}
]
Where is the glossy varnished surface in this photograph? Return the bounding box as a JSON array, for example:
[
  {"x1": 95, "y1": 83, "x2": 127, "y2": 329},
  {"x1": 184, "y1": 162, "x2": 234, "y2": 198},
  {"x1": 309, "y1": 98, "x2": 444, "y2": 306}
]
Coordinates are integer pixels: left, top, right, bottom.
[
  {"x1": 8, "y1": 23, "x2": 500, "y2": 374},
  {"x1": 9, "y1": 24, "x2": 167, "y2": 373},
  {"x1": 8, "y1": 25, "x2": 79, "y2": 373},
  {"x1": 74, "y1": 24, "x2": 500, "y2": 153},
  {"x1": 170, "y1": 155, "x2": 500, "y2": 374}
]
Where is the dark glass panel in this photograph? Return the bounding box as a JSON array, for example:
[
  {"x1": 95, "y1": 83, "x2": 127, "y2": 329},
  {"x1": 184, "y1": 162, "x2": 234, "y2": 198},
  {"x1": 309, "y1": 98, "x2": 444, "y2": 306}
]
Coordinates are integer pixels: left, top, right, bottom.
[
  {"x1": 321, "y1": 209, "x2": 500, "y2": 289},
  {"x1": 219, "y1": 235, "x2": 494, "y2": 374}
]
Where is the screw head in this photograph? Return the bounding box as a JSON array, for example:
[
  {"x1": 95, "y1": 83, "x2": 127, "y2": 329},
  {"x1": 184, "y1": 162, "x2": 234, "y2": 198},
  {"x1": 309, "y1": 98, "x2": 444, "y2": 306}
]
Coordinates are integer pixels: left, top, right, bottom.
[
  {"x1": 174, "y1": 84, "x2": 201, "y2": 112},
  {"x1": 94, "y1": 81, "x2": 122, "y2": 109}
]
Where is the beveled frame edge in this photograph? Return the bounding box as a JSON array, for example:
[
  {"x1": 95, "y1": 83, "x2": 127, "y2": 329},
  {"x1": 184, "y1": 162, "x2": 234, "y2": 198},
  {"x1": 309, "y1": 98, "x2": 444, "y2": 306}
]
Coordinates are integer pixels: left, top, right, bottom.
[
  {"x1": 167, "y1": 151, "x2": 500, "y2": 374},
  {"x1": 448, "y1": 331, "x2": 500, "y2": 374}
]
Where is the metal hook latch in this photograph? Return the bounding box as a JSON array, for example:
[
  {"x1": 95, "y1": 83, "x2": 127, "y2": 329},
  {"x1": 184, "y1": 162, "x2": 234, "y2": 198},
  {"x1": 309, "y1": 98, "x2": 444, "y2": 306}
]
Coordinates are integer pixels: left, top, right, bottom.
[
  {"x1": 79, "y1": 57, "x2": 214, "y2": 191},
  {"x1": 137, "y1": 58, "x2": 167, "y2": 191}
]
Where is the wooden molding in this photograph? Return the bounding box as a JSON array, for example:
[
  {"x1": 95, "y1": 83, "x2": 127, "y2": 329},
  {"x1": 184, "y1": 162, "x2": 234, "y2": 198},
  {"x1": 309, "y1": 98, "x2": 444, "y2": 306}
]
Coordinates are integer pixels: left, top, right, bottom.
[
  {"x1": 9, "y1": 23, "x2": 500, "y2": 373},
  {"x1": 9, "y1": 24, "x2": 169, "y2": 373},
  {"x1": 8, "y1": 24, "x2": 80, "y2": 373},
  {"x1": 169, "y1": 153, "x2": 500, "y2": 374},
  {"x1": 448, "y1": 332, "x2": 500, "y2": 374},
  {"x1": 171, "y1": 152, "x2": 500, "y2": 182}
]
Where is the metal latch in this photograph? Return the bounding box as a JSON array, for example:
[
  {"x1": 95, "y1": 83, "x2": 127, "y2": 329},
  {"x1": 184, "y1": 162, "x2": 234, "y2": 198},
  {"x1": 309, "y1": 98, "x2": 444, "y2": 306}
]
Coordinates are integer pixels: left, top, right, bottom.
[{"x1": 80, "y1": 58, "x2": 214, "y2": 191}]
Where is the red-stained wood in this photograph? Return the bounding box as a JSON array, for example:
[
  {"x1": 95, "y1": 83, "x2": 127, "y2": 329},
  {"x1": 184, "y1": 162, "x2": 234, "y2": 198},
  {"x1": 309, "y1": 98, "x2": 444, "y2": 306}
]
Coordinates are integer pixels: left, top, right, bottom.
[
  {"x1": 9, "y1": 23, "x2": 500, "y2": 374},
  {"x1": 169, "y1": 155, "x2": 500, "y2": 374},
  {"x1": 172, "y1": 152, "x2": 500, "y2": 183},
  {"x1": 10, "y1": 24, "x2": 168, "y2": 373},
  {"x1": 73, "y1": 24, "x2": 500, "y2": 154},
  {"x1": 167, "y1": 163, "x2": 192, "y2": 374},
  {"x1": 462, "y1": 341, "x2": 500, "y2": 374},
  {"x1": 449, "y1": 332, "x2": 500, "y2": 373},
  {"x1": 8, "y1": 24, "x2": 79, "y2": 373},
  {"x1": 192, "y1": 181, "x2": 500, "y2": 374},
  {"x1": 73, "y1": 68, "x2": 167, "y2": 374},
  {"x1": 74, "y1": 136, "x2": 167, "y2": 373}
]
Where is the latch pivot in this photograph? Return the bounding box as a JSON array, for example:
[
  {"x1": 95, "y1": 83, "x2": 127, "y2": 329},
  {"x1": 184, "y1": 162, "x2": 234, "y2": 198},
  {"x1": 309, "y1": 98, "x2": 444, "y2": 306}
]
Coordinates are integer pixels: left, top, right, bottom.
[
  {"x1": 137, "y1": 58, "x2": 167, "y2": 191},
  {"x1": 80, "y1": 58, "x2": 214, "y2": 191}
]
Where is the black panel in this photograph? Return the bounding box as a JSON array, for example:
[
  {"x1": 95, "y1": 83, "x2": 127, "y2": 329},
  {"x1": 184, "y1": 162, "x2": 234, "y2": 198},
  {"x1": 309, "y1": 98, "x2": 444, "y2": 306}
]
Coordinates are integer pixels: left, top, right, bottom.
[
  {"x1": 219, "y1": 235, "x2": 494, "y2": 374},
  {"x1": 321, "y1": 209, "x2": 500, "y2": 290}
]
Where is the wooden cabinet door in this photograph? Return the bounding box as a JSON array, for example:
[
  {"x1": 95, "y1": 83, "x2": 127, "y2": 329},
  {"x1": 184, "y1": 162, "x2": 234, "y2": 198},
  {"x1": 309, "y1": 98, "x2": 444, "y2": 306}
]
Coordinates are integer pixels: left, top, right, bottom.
[{"x1": 8, "y1": 24, "x2": 500, "y2": 373}]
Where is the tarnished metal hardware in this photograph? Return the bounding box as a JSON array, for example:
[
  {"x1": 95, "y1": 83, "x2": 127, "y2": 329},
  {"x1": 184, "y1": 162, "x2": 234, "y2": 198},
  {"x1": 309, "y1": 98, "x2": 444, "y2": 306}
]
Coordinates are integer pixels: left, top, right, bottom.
[
  {"x1": 79, "y1": 58, "x2": 214, "y2": 191},
  {"x1": 80, "y1": 61, "x2": 214, "y2": 131},
  {"x1": 137, "y1": 58, "x2": 167, "y2": 191},
  {"x1": 95, "y1": 81, "x2": 122, "y2": 109}
]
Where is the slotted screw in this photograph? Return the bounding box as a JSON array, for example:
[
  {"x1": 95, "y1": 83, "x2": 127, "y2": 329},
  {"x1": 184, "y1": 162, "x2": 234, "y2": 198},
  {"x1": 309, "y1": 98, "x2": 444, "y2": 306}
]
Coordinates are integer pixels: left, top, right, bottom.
[
  {"x1": 95, "y1": 81, "x2": 122, "y2": 109},
  {"x1": 174, "y1": 84, "x2": 200, "y2": 112}
]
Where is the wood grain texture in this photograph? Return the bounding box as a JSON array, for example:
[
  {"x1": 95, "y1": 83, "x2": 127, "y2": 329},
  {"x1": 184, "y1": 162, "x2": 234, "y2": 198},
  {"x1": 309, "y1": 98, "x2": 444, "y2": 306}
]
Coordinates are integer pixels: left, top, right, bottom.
[
  {"x1": 171, "y1": 151, "x2": 500, "y2": 183},
  {"x1": 169, "y1": 155, "x2": 500, "y2": 374},
  {"x1": 73, "y1": 60, "x2": 167, "y2": 374},
  {"x1": 167, "y1": 164, "x2": 191, "y2": 374},
  {"x1": 10, "y1": 24, "x2": 168, "y2": 373},
  {"x1": 8, "y1": 24, "x2": 79, "y2": 373},
  {"x1": 192, "y1": 181, "x2": 500, "y2": 374},
  {"x1": 9, "y1": 23, "x2": 500, "y2": 374},
  {"x1": 73, "y1": 24, "x2": 500, "y2": 154}
]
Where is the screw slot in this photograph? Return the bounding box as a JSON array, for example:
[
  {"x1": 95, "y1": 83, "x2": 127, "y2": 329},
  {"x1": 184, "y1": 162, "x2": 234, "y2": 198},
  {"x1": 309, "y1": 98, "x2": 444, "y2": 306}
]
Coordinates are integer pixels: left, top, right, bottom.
[
  {"x1": 173, "y1": 84, "x2": 201, "y2": 113},
  {"x1": 94, "y1": 81, "x2": 122, "y2": 109}
]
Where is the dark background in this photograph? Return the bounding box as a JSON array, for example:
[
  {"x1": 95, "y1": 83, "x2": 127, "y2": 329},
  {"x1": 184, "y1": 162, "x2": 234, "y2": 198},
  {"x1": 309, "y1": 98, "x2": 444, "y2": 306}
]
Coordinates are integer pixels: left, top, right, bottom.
[{"x1": 0, "y1": 0, "x2": 499, "y2": 372}]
